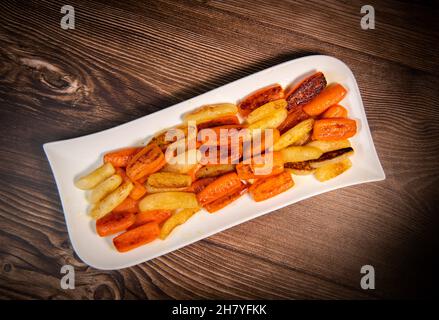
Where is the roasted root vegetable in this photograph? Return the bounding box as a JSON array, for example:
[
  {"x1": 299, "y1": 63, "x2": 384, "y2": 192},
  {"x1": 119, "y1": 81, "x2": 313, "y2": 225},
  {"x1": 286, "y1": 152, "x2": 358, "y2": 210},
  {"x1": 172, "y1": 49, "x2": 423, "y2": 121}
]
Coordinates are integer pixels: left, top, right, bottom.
[
  {"x1": 126, "y1": 143, "x2": 165, "y2": 181},
  {"x1": 113, "y1": 222, "x2": 160, "y2": 252},
  {"x1": 306, "y1": 139, "x2": 351, "y2": 153},
  {"x1": 88, "y1": 174, "x2": 122, "y2": 204},
  {"x1": 277, "y1": 106, "x2": 310, "y2": 134},
  {"x1": 162, "y1": 149, "x2": 201, "y2": 174},
  {"x1": 195, "y1": 164, "x2": 236, "y2": 179},
  {"x1": 186, "y1": 177, "x2": 216, "y2": 193},
  {"x1": 246, "y1": 99, "x2": 287, "y2": 124},
  {"x1": 104, "y1": 147, "x2": 142, "y2": 168},
  {"x1": 147, "y1": 172, "x2": 192, "y2": 189},
  {"x1": 321, "y1": 104, "x2": 348, "y2": 118},
  {"x1": 112, "y1": 197, "x2": 139, "y2": 214},
  {"x1": 130, "y1": 210, "x2": 172, "y2": 229},
  {"x1": 309, "y1": 147, "x2": 354, "y2": 168},
  {"x1": 197, "y1": 172, "x2": 242, "y2": 206},
  {"x1": 284, "y1": 161, "x2": 316, "y2": 175},
  {"x1": 249, "y1": 171, "x2": 294, "y2": 202},
  {"x1": 139, "y1": 192, "x2": 199, "y2": 211},
  {"x1": 184, "y1": 103, "x2": 238, "y2": 124},
  {"x1": 281, "y1": 146, "x2": 323, "y2": 162},
  {"x1": 238, "y1": 84, "x2": 284, "y2": 117},
  {"x1": 303, "y1": 83, "x2": 347, "y2": 116},
  {"x1": 129, "y1": 181, "x2": 147, "y2": 200},
  {"x1": 204, "y1": 183, "x2": 248, "y2": 213},
  {"x1": 314, "y1": 158, "x2": 352, "y2": 182},
  {"x1": 312, "y1": 118, "x2": 357, "y2": 141},
  {"x1": 75, "y1": 163, "x2": 115, "y2": 190},
  {"x1": 285, "y1": 72, "x2": 327, "y2": 111},
  {"x1": 272, "y1": 118, "x2": 314, "y2": 151},
  {"x1": 90, "y1": 181, "x2": 134, "y2": 219},
  {"x1": 196, "y1": 115, "x2": 240, "y2": 130},
  {"x1": 96, "y1": 211, "x2": 136, "y2": 237},
  {"x1": 159, "y1": 208, "x2": 200, "y2": 240},
  {"x1": 237, "y1": 152, "x2": 284, "y2": 180},
  {"x1": 247, "y1": 108, "x2": 288, "y2": 131}
]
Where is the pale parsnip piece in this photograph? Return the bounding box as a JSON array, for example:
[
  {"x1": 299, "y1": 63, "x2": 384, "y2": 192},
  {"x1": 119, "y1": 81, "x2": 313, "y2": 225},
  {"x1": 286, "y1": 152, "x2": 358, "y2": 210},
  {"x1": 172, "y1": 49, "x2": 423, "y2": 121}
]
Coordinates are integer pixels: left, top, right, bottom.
[
  {"x1": 314, "y1": 158, "x2": 352, "y2": 182},
  {"x1": 247, "y1": 108, "x2": 288, "y2": 131},
  {"x1": 183, "y1": 103, "x2": 237, "y2": 124},
  {"x1": 195, "y1": 164, "x2": 235, "y2": 179},
  {"x1": 159, "y1": 208, "x2": 200, "y2": 240},
  {"x1": 286, "y1": 168, "x2": 315, "y2": 175},
  {"x1": 139, "y1": 192, "x2": 199, "y2": 211},
  {"x1": 281, "y1": 146, "x2": 323, "y2": 162},
  {"x1": 75, "y1": 163, "x2": 115, "y2": 190},
  {"x1": 163, "y1": 149, "x2": 201, "y2": 174},
  {"x1": 306, "y1": 139, "x2": 351, "y2": 153},
  {"x1": 145, "y1": 185, "x2": 188, "y2": 193},
  {"x1": 88, "y1": 174, "x2": 122, "y2": 204},
  {"x1": 309, "y1": 147, "x2": 354, "y2": 168},
  {"x1": 273, "y1": 118, "x2": 314, "y2": 151},
  {"x1": 147, "y1": 172, "x2": 192, "y2": 188},
  {"x1": 246, "y1": 99, "x2": 287, "y2": 124},
  {"x1": 90, "y1": 182, "x2": 133, "y2": 219},
  {"x1": 292, "y1": 131, "x2": 311, "y2": 146}
]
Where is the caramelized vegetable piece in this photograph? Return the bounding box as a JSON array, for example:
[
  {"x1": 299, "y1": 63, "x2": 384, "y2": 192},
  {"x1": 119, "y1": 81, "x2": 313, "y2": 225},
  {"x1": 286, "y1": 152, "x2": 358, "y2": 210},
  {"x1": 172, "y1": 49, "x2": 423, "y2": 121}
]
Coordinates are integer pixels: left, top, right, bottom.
[
  {"x1": 303, "y1": 84, "x2": 347, "y2": 116},
  {"x1": 197, "y1": 172, "x2": 242, "y2": 206},
  {"x1": 199, "y1": 124, "x2": 245, "y2": 146},
  {"x1": 205, "y1": 184, "x2": 248, "y2": 213},
  {"x1": 130, "y1": 210, "x2": 172, "y2": 229},
  {"x1": 88, "y1": 174, "x2": 122, "y2": 204},
  {"x1": 281, "y1": 146, "x2": 323, "y2": 162},
  {"x1": 285, "y1": 72, "x2": 327, "y2": 111},
  {"x1": 150, "y1": 125, "x2": 188, "y2": 152},
  {"x1": 249, "y1": 171, "x2": 294, "y2": 202},
  {"x1": 159, "y1": 208, "x2": 200, "y2": 240},
  {"x1": 139, "y1": 192, "x2": 199, "y2": 211},
  {"x1": 196, "y1": 115, "x2": 240, "y2": 130},
  {"x1": 129, "y1": 181, "x2": 147, "y2": 200},
  {"x1": 246, "y1": 99, "x2": 287, "y2": 124},
  {"x1": 104, "y1": 147, "x2": 142, "y2": 168},
  {"x1": 195, "y1": 164, "x2": 236, "y2": 179},
  {"x1": 312, "y1": 118, "x2": 357, "y2": 141},
  {"x1": 147, "y1": 172, "x2": 192, "y2": 189},
  {"x1": 237, "y1": 152, "x2": 284, "y2": 180},
  {"x1": 186, "y1": 177, "x2": 217, "y2": 193},
  {"x1": 90, "y1": 182, "x2": 134, "y2": 220},
  {"x1": 113, "y1": 222, "x2": 160, "y2": 252},
  {"x1": 314, "y1": 158, "x2": 352, "y2": 182},
  {"x1": 184, "y1": 103, "x2": 238, "y2": 124},
  {"x1": 126, "y1": 143, "x2": 165, "y2": 181},
  {"x1": 75, "y1": 163, "x2": 115, "y2": 190},
  {"x1": 96, "y1": 211, "x2": 136, "y2": 237},
  {"x1": 112, "y1": 197, "x2": 139, "y2": 214},
  {"x1": 273, "y1": 118, "x2": 314, "y2": 151},
  {"x1": 247, "y1": 108, "x2": 288, "y2": 131},
  {"x1": 277, "y1": 106, "x2": 310, "y2": 134},
  {"x1": 321, "y1": 104, "x2": 348, "y2": 118},
  {"x1": 306, "y1": 139, "x2": 351, "y2": 153},
  {"x1": 238, "y1": 84, "x2": 284, "y2": 117}
]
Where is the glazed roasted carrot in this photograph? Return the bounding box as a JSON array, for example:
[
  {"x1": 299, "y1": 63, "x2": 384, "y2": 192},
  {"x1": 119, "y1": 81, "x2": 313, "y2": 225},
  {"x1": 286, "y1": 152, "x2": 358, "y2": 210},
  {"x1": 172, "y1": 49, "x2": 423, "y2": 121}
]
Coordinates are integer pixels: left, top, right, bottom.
[
  {"x1": 196, "y1": 115, "x2": 240, "y2": 130},
  {"x1": 249, "y1": 171, "x2": 294, "y2": 202},
  {"x1": 112, "y1": 197, "x2": 138, "y2": 214},
  {"x1": 244, "y1": 128, "x2": 280, "y2": 158},
  {"x1": 130, "y1": 210, "x2": 172, "y2": 229},
  {"x1": 277, "y1": 106, "x2": 310, "y2": 134},
  {"x1": 129, "y1": 181, "x2": 147, "y2": 200},
  {"x1": 238, "y1": 84, "x2": 284, "y2": 117},
  {"x1": 126, "y1": 143, "x2": 165, "y2": 181},
  {"x1": 96, "y1": 211, "x2": 136, "y2": 237},
  {"x1": 104, "y1": 147, "x2": 142, "y2": 168},
  {"x1": 285, "y1": 72, "x2": 327, "y2": 111},
  {"x1": 199, "y1": 124, "x2": 246, "y2": 146},
  {"x1": 205, "y1": 183, "x2": 248, "y2": 213},
  {"x1": 196, "y1": 172, "x2": 242, "y2": 206},
  {"x1": 237, "y1": 152, "x2": 284, "y2": 180},
  {"x1": 312, "y1": 118, "x2": 357, "y2": 141},
  {"x1": 113, "y1": 222, "x2": 160, "y2": 252},
  {"x1": 186, "y1": 177, "x2": 217, "y2": 193},
  {"x1": 303, "y1": 83, "x2": 347, "y2": 116},
  {"x1": 321, "y1": 104, "x2": 348, "y2": 118}
]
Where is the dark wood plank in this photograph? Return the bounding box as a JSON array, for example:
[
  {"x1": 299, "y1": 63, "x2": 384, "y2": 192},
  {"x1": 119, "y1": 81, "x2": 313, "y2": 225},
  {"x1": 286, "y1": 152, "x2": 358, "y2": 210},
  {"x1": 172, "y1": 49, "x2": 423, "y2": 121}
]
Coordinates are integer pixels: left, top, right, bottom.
[{"x1": 0, "y1": 0, "x2": 438, "y2": 299}]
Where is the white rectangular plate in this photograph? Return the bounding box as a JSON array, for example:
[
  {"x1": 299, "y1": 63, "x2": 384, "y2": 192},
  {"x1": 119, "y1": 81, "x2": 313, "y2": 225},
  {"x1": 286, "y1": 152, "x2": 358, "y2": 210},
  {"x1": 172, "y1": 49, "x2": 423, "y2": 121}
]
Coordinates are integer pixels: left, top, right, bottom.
[{"x1": 44, "y1": 55, "x2": 385, "y2": 270}]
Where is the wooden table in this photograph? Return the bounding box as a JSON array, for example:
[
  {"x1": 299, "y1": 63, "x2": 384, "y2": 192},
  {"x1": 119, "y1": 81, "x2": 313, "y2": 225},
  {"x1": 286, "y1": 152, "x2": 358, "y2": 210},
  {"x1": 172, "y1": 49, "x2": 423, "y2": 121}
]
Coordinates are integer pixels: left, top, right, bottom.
[{"x1": 1, "y1": 0, "x2": 438, "y2": 299}]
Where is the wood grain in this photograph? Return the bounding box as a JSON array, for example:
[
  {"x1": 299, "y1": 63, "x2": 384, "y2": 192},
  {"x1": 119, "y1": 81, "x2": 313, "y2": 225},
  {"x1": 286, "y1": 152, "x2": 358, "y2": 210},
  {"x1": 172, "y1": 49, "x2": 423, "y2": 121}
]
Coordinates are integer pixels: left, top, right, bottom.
[{"x1": 0, "y1": 0, "x2": 438, "y2": 299}]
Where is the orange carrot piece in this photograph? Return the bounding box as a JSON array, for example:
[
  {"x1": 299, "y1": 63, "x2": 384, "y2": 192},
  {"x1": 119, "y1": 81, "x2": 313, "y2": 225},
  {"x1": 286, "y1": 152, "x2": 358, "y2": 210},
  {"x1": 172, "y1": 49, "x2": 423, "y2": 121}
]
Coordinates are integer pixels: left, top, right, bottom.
[
  {"x1": 285, "y1": 72, "x2": 327, "y2": 111},
  {"x1": 238, "y1": 84, "x2": 284, "y2": 117},
  {"x1": 303, "y1": 84, "x2": 347, "y2": 116},
  {"x1": 204, "y1": 183, "x2": 248, "y2": 213},
  {"x1": 249, "y1": 171, "x2": 294, "y2": 202},
  {"x1": 126, "y1": 143, "x2": 165, "y2": 181},
  {"x1": 129, "y1": 181, "x2": 147, "y2": 200},
  {"x1": 113, "y1": 222, "x2": 160, "y2": 252},
  {"x1": 321, "y1": 104, "x2": 348, "y2": 118},
  {"x1": 199, "y1": 124, "x2": 246, "y2": 146},
  {"x1": 186, "y1": 177, "x2": 217, "y2": 193},
  {"x1": 196, "y1": 172, "x2": 242, "y2": 206},
  {"x1": 312, "y1": 118, "x2": 357, "y2": 141},
  {"x1": 96, "y1": 211, "x2": 136, "y2": 237},
  {"x1": 112, "y1": 197, "x2": 139, "y2": 214},
  {"x1": 277, "y1": 106, "x2": 310, "y2": 134},
  {"x1": 237, "y1": 152, "x2": 284, "y2": 180},
  {"x1": 130, "y1": 210, "x2": 172, "y2": 229},
  {"x1": 197, "y1": 115, "x2": 240, "y2": 130},
  {"x1": 103, "y1": 147, "x2": 142, "y2": 168}
]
